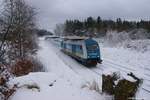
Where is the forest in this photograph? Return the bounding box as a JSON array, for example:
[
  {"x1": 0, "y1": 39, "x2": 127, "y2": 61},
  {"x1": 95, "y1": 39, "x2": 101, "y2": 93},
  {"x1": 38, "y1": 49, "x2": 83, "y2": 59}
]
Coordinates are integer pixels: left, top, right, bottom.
[{"x1": 55, "y1": 16, "x2": 150, "y2": 37}]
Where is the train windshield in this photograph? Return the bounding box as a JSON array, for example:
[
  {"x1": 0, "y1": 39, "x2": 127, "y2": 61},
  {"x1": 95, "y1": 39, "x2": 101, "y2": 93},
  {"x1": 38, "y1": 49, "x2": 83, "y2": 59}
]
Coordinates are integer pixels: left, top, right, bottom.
[{"x1": 87, "y1": 44, "x2": 98, "y2": 50}]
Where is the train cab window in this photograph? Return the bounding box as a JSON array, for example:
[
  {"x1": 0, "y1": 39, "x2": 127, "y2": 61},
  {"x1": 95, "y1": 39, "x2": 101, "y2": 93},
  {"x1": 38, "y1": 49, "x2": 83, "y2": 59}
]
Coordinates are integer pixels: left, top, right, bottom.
[{"x1": 87, "y1": 44, "x2": 98, "y2": 50}]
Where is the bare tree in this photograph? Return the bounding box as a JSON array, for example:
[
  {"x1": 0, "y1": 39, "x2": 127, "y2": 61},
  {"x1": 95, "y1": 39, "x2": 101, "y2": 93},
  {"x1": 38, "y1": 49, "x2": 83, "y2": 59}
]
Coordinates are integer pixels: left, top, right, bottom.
[
  {"x1": 54, "y1": 24, "x2": 65, "y2": 36},
  {"x1": 0, "y1": 0, "x2": 37, "y2": 64},
  {"x1": 0, "y1": 0, "x2": 39, "y2": 99},
  {"x1": 0, "y1": 0, "x2": 14, "y2": 64}
]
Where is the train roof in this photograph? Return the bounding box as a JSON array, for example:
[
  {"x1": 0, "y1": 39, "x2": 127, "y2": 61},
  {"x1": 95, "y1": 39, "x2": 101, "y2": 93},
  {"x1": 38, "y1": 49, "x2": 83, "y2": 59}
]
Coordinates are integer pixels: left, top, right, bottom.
[
  {"x1": 62, "y1": 36, "x2": 88, "y2": 40},
  {"x1": 45, "y1": 36, "x2": 60, "y2": 39}
]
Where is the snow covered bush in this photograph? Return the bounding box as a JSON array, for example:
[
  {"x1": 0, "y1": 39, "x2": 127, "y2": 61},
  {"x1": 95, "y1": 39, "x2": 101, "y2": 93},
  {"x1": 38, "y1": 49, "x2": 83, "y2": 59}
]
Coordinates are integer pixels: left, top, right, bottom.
[
  {"x1": 104, "y1": 29, "x2": 150, "y2": 51},
  {"x1": 102, "y1": 72, "x2": 119, "y2": 95},
  {"x1": 105, "y1": 31, "x2": 131, "y2": 47},
  {"x1": 122, "y1": 39, "x2": 150, "y2": 52},
  {"x1": 11, "y1": 58, "x2": 44, "y2": 77},
  {"x1": 11, "y1": 59, "x2": 33, "y2": 76},
  {"x1": 114, "y1": 73, "x2": 142, "y2": 100},
  {"x1": 0, "y1": 64, "x2": 16, "y2": 100},
  {"x1": 128, "y1": 29, "x2": 150, "y2": 40},
  {"x1": 102, "y1": 72, "x2": 142, "y2": 100}
]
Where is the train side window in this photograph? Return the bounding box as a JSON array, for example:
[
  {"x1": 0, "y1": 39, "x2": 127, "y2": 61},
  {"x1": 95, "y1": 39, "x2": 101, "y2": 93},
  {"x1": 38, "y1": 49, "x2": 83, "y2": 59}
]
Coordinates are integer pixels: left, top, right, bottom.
[
  {"x1": 80, "y1": 45, "x2": 82, "y2": 50},
  {"x1": 79, "y1": 45, "x2": 83, "y2": 54}
]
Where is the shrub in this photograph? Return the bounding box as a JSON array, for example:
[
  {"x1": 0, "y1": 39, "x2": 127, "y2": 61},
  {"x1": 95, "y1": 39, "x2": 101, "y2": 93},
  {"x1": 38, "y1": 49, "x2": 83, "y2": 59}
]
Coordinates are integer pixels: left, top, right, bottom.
[
  {"x1": 102, "y1": 72, "x2": 142, "y2": 100},
  {"x1": 102, "y1": 74, "x2": 115, "y2": 95},
  {"x1": 0, "y1": 64, "x2": 16, "y2": 100},
  {"x1": 11, "y1": 58, "x2": 45, "y2": 76},
  {"x1": 11, "y1": 59, "x2": 33, "y2": 76},
  {"x1": 102, "y1": 72, "x2": 119, "y2": 95},
  {"x1": 114, "y1": 79, "x2": 138, "y2": 100}
]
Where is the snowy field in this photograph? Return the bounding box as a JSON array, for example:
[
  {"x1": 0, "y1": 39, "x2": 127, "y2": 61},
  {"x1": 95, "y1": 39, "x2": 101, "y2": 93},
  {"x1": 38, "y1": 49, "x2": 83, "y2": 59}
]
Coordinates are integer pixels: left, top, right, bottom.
[
  {"x1": 9, "y1": 37, "x2": 150, "y2": 100},
  {"x1": 9, "y1": 38, "x2": 109, "y2": 100},
  {"x1": 100, "y1": 47, "x2": 150, "y2": 99}
]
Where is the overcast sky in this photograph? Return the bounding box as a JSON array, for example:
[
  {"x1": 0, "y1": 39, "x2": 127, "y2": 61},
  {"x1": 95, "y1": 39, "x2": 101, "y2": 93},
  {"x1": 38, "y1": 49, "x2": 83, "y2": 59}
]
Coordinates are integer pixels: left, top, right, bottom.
[{"x1": 1, "y1": 0, "x2": 150, "y2": 31}]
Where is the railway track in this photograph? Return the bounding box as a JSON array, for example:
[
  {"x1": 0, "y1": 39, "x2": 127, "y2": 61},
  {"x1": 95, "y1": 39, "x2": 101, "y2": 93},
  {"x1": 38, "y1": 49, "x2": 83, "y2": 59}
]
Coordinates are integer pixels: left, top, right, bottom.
[
  {"x1": 49, "y1": 40, "x2": 150, "y2": 94},
  {"x1": 60, "y1": 49, "x2": 150, "y2": 94},
  {"x1": 51, "y1": 45, "x2": 103, "y2": 85},
  {"x1": 145, "y1": 73, "x2": 150, "y2": 77},
  {"x1": 59, "y1": 48, "x2": 150, "y2": 94},
  {"x1": 145, "y1": 67, "x2": 150, "y2": 71},
  {"x1": 90, "y1": 67, "x2": 103, "y2": 76},
  {"x1": 104, "y1": 59, "x2": 136, "y2": 71}
]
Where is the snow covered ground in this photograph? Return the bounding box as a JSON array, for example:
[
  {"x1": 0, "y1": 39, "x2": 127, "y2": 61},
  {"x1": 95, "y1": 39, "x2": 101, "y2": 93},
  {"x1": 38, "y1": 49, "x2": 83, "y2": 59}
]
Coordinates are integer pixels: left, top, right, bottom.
[
  {"x1": 100, "y1": 47, "x2": 150, "y2": 99},
  {"x1": 9, "y1": 72, "x2": 106, "y2": 100},
  {"x1": 9, "y1": 38, "x2": 108, "y2": 100},
  {"x1": 9, "y1": 37, "x2": 150, "y2": 100},
  {"x1": 96, "y1": 37, "x2": 150, "y2": 99}
]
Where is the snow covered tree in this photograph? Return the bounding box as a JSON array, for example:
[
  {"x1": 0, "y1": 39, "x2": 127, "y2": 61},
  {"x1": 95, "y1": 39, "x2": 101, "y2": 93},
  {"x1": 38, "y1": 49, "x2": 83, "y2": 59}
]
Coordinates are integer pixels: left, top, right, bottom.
[
  {"x1": 0, "y1": 0, "x2": 38, "y2": 98},
  {"x1": 54, "y1": 24, "x2": 65, "y2": 36},
  {"x1": 61, "y1": 16, "x2": 150, "y2": 37},
  {"x1": 0, "y1": 0, "x2": 37, "y2": 63}
]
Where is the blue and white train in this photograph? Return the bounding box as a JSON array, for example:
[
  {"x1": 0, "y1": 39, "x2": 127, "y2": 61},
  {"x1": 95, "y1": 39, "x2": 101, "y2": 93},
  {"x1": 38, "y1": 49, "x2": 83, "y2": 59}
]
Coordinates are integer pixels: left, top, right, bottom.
[{"x1": 61, "y1": 37, "x2": 102, "y2": 66}]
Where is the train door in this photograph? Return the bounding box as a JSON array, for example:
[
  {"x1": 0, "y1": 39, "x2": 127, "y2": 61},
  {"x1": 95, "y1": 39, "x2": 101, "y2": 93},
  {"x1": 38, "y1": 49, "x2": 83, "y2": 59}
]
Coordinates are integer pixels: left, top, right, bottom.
[{"x1": 72, "y1": 45, "x2": 76, "y2": 55}]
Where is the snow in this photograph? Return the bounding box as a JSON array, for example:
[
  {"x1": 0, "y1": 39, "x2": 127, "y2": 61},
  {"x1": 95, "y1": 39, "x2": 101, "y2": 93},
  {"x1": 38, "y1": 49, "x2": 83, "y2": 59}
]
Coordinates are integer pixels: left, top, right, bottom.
[
  {"x1": 9, "y1": 36, "x2": 150, "y2": 100},
  {"x1": 9, "y1": 38, "x2": 107, "y2": 100},
  {"x1": 9, "y1": 72, "x2": 58, "y2": 88},
  {"x1": 96, "y1": 35, "x2": 150, "y2": 99},
  {"x1": 9, "y1": 72, "x2": 106, "y2": 100},
  {"x1": 99, "y1": 43, "x2": 150, "y2": 99}
]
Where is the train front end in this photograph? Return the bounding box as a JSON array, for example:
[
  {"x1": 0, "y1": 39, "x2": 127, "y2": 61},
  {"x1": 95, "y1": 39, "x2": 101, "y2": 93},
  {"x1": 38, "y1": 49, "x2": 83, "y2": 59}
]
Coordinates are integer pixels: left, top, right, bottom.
[{"x1": 85, "y1": 38, "x2": 102, "y2": 66}]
